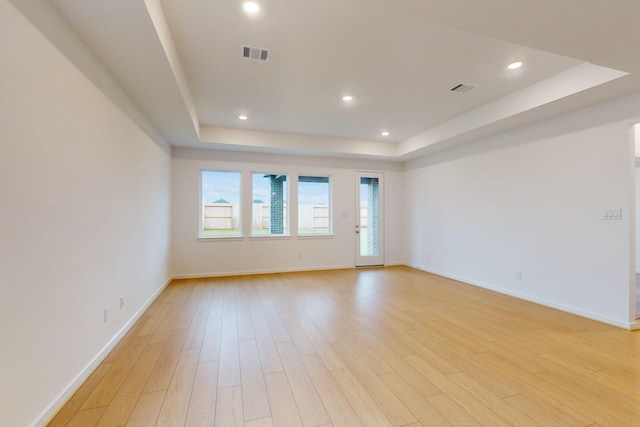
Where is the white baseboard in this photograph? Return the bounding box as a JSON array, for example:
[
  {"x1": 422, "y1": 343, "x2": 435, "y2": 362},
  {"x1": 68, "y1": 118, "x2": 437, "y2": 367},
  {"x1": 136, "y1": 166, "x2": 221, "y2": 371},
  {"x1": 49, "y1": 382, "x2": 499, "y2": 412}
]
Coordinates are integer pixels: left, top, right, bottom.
[
  {"x1": 407, "y1": 264, "x2": 637, "y2": 331},
  {"x1": 36, "y1": 276, "x2": 172, "y2": 427}
]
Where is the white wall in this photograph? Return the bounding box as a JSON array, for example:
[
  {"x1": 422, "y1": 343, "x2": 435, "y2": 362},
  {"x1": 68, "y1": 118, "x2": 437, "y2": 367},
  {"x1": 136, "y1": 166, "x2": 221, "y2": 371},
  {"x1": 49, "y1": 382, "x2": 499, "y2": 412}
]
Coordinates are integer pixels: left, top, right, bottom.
[
  {"x1": 172, "y1": 147, "x2": 404, "y2": 277},
  {"x1": 636, "y1": 165, "x2": 640, "y2": 273},
  {"x1": 0, "y1": 2, "x2": 172, "y2": 426},
  {"x1": 405, "y1": 93, "x2": 640, "y2": 329}
]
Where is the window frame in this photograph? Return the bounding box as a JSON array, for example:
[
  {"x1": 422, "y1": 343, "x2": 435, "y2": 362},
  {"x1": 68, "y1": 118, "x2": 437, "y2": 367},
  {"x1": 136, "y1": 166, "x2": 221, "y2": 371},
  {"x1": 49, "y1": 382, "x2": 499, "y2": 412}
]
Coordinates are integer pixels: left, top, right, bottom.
[
  {"x1": 250, "y1": 171, "x2": 290, "y2": 238},
  {"x1": 199, "y1": 169, "x2": 243, "y2": 240},
  {"x1": 297, "y1": 174, "x2": 333, "y2": 237}
]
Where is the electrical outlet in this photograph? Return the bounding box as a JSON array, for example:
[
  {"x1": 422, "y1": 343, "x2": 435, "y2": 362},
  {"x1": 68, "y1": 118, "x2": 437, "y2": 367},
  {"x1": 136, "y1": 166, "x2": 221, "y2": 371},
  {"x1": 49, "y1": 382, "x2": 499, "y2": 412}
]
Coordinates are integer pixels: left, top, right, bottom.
[
  {"x1": 104, "y1": 306, "x2": 110, "y2": 322},
  {"x1": 515, "y1": 270, "x2": 522, "y2": 280},
  {"x1": 120, "y1": 296, "x2": 125, "y2": 309},
  {"x1": 602, "y1": 209, "x2": 622, "y2": 220}
]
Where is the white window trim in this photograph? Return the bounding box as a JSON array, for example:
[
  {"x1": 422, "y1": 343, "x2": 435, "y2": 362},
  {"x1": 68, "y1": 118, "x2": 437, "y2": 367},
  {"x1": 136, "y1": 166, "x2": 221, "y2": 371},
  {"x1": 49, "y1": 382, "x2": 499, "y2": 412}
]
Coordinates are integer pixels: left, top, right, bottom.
[
  {"x1": 199, "y1": 169, "x2": 243, "y2": 239},
  {"x1": 250, "y1": 171, "x2": 290, "y2": 237},
  {"x1": 297, "y1": 174, "x2": 333, "y2": 237}
]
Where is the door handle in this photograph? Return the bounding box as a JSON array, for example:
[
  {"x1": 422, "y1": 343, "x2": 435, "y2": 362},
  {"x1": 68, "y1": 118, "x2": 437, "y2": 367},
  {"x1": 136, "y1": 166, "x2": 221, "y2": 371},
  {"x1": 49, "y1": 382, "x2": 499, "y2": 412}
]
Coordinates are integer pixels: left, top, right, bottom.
[{"x1": 355, "y1": 224, "x2": 360, "y2": 234}]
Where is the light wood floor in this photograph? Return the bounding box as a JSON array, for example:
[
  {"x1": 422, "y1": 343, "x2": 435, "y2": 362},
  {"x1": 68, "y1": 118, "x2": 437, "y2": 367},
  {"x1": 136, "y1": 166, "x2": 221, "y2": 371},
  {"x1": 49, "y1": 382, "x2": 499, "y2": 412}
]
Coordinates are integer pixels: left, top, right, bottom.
[{"x1": 48, "y1": 266, "x2": 640, "y2": 427}]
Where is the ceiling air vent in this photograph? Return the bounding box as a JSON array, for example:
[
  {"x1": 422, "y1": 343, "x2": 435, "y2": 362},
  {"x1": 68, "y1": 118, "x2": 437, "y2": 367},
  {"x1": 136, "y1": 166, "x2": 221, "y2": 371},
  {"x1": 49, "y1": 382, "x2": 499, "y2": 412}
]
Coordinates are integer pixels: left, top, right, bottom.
[
  {"x1": 242, "y1": 45, "x2": 270, "y2": 62},
  {"x1": 450, "y1": 83, "x2": 474, "y2": 93}
]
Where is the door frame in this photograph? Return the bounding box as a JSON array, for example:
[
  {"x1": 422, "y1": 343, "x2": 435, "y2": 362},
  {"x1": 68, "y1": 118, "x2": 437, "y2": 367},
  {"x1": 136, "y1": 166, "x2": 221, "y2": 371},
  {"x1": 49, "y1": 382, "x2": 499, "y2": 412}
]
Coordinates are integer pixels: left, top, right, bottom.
[{"x1": 355, "y1": 171, "x2": 384, "y2": 267}]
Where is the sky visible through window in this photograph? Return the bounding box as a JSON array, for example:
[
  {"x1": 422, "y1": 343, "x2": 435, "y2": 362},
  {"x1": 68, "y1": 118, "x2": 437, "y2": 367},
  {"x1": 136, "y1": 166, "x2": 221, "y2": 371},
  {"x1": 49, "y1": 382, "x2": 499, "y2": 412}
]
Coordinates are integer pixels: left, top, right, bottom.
[
  {"x1": 252, "y1": 174, "x2": 287, "y2": 204},
  {"x1": 202, "y1": 171, "x2": 239, "y2": 204},
  {"x1": 360, "y1": 183, "x2": 369, "y2": 208},
  {"x1": 298, "y1": 181, "x2": 328, "y2": 205},
  {"x1": 202, "y1": 171, "x2": 328, "y2": 205}
]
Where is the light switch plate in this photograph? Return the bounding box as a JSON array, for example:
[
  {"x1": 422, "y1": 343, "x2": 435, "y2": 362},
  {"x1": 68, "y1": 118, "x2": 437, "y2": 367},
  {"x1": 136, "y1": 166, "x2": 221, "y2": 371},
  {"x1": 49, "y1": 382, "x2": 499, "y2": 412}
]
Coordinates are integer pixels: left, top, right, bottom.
[{"x1": 602, "y1": 209, "x2": 622, "y2": 220}]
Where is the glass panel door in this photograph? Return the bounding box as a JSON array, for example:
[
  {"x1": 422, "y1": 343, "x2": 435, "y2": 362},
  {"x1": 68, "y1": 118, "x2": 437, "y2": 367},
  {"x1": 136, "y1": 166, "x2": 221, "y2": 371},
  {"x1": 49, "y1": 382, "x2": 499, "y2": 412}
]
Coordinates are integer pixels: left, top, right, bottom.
[{"x1": 355, "y1": 171, "x2": 384, "y2": 266}]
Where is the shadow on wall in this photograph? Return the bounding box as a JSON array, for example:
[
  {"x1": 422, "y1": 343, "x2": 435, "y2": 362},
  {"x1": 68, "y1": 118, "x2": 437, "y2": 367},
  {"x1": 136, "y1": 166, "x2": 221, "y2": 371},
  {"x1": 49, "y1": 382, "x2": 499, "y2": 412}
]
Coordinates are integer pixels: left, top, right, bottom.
[
  {"x1": 8, "y1": 0, "x2": 170, "y2": 154},
  {"x1": 408, "y1": 93, "x2": 640, "y2": 170}
]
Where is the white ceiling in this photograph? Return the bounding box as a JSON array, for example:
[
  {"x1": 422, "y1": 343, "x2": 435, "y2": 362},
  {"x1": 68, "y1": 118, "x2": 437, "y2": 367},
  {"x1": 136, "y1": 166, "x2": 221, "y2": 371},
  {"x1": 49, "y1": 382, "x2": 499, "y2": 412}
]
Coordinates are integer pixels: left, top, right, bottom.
[{"x1": 50, "y1": 0, "x2": 640, "y2": 160}]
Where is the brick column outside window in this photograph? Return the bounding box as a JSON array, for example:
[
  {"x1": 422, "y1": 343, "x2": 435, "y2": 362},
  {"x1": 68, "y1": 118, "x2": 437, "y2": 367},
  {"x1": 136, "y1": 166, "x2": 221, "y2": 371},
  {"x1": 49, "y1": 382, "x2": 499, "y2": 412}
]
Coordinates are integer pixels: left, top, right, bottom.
[{"x1": 268, "y1": 175, "x2": 285, "y2": 234}]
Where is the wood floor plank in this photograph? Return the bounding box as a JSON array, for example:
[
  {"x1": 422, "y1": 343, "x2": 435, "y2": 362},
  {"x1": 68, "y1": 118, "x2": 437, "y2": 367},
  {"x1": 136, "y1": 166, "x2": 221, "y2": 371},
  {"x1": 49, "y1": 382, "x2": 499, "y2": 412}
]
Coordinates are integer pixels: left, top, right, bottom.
[
  {"x1": 218, "y1": 325, "x2": 241, "y2": 388},
  {"x1": 47, "y1": 363, "x2": 112, "y2": 427},
  {"x1": 476, "y1": 351, "x2": 596, "y2": 426},
  {"x1": 332, "y1": 341, "x2": 416, "y2": 426},
  {"x1": 276, "y1": 341, "x2": 331, "y2": 426},
  {"x1": 264, "y1": 311, "x2": 291, "y2": 343},
  {"x1": 301, "y1": 353, "x2": 364, "y2": 427},
  {"x1": 66, "y1": 407, "x2": 106, "y2": 427},
  {"x1": 222, "y1": 281, "x2": 238, "y2": 328},
  {"x1": 279, "y1": 312, "x2": 316, "y2": 355},
  {"x1": 378, "y1": 373, "x2": 451, "y2": 427},
  {"x1": 330, "y1": 368, "x2": 392, "y2": 427},
  {"x1": 143, "y1": 328, "x2": 188, "y2": 393},
  {"x1": 398, "y1": 330, "x2": 460, "y2": 375},
  {"x1": 50, "y1": 267, "x2": 640, "y2": 427},
  {"x1": 487, "y1": 339, "x2": 552, "y2": 374},
  {"x1": 156, "y1": 348, "x2": 200, "y2": 426},
  {"x1": 365, "y1": 322, "x2": 415, "y2": 357},
  {"x1": 96, "y1": 342, "x2": 164, "y2": 426},
  {"x1": 149, "y1": 283, "x2": 193, "y2": 344},
  {"x1": 353, "y1": 329, "x2": 440, "y2": 397},
  {"x1": 505, "y1": 394, "x2": 576, "y2": 427},
  {"x1": 136, "y1": 302, "x2": 172, "y2": 337},
  {"x1": 215, "y1": 385, "x2": 243, "y2": 427},
  {"x1": 175, "y1": 283, "x2": 204, "y2": 330},
  {"x1": 80, "y1": 335, "x2": 150, "y2": 410},
  {"x1": 253, "y1": 320, "x2": 283, "y2": 374},
  {"x1": 431, "y1": 341, "x2": 518, "y2": 399},
  {"x1": 540, "y1": 351, "x2": 640, "y2": 402},
  {"x1": 199, "y1": 292, "x2": 223, "y2": 363},
  {"x1": 264, "y1": 372, "x2": 304, "y2": 427},
  {"x1": 405, "y1": 354, "x2": 512, "y2": 427},
  {"x1": 298, "y1": 319, "x2": 346, "y2": 371},
  {"x1": 185, "y1": 361, "x2": 218, "y2": 427},
  {"x1": 536, "y1": 370, "x2": 640, "y2": 425},
  {"x1": 184, "y1": 306, "x2": 209, "y2": 350},
  {"x1": 446, "y1": 372, "x2": 541, "y2": 426},
  {"x1": 102, "y1": 327, "x2": 145, "y2": 364},
  {"x1": 239, "y1": 339, "x2": 271, "y2": 421},
  {"x1": 340, "y1": 328, "x2": 394, "y2": 375},
  {"x1": 125, "y1": 391, "x2": 165, "y2": 427},
  {"x1": 426, "y1": 394, "x2": 481, "y2": 427},
  {"x1": 236, "y1": 286, "x2": 256, "y2": 341}
]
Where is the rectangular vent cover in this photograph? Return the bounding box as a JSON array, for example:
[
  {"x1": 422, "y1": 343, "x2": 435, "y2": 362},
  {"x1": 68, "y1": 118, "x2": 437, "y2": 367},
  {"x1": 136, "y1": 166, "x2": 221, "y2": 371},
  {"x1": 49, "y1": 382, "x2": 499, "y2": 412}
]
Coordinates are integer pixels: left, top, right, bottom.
[
  {"x1": 242, "y1": 45, "x2": 270, "y2": 61},
  {"x1": 450, "y1": 83, "x2": 474, "y2": 93}
]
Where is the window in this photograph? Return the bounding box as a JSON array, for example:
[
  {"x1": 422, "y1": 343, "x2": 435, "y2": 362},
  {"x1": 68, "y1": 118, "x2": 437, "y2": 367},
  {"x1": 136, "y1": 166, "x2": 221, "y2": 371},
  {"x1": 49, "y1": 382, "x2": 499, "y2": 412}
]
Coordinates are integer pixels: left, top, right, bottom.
[
  {"x1": 200, "y1": 170, "x2": 241, "y2": 238},
  {"x1": 298, "y1": 176, "x2": 331, "y2": 235},
  {"x1": 252, "y1": 173, "x2": 288, "y2": 236}
]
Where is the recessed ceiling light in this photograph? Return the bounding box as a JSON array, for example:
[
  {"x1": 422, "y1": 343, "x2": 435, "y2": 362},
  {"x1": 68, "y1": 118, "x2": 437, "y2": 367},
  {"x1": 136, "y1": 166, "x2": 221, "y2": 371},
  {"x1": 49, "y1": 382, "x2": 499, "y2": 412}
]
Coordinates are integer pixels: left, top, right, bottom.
[
  {"x1": 381, "y1": 131, "x2": 390, "y2": 136},
  {"x1": 508, "y1": 61, "x2": 523, "y2": 70},
  {"x1": 342, "y1": 95, "x2": 353, "y2": 102},
  {"x1": 238, "y1": 115, "x2": 248, "y2": 120},
  {"x1": 242, "y1": 1, "x2": 260, "y2": 14}
]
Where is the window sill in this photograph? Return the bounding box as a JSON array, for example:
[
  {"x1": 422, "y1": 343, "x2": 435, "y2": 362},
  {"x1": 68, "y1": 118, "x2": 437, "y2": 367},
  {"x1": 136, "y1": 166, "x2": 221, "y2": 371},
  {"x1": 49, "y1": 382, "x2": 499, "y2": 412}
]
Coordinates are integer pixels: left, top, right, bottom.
[
  {"x1": 296, "y1": 234, "x2": 334, "y2": 239},
  {"x1": 249, "y1": 235, "x2": 292, "y2": 241},
  {"x1": 198, "y1": 236, "x2": 244, "y2": 242}
]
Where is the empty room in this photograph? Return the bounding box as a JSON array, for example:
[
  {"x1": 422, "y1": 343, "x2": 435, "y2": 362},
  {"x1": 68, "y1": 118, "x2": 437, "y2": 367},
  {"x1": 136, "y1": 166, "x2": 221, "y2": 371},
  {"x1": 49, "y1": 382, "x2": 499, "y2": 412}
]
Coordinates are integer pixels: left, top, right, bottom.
[{"x1": 2, "y1": 0, "x2": 640, "y2": 426}]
